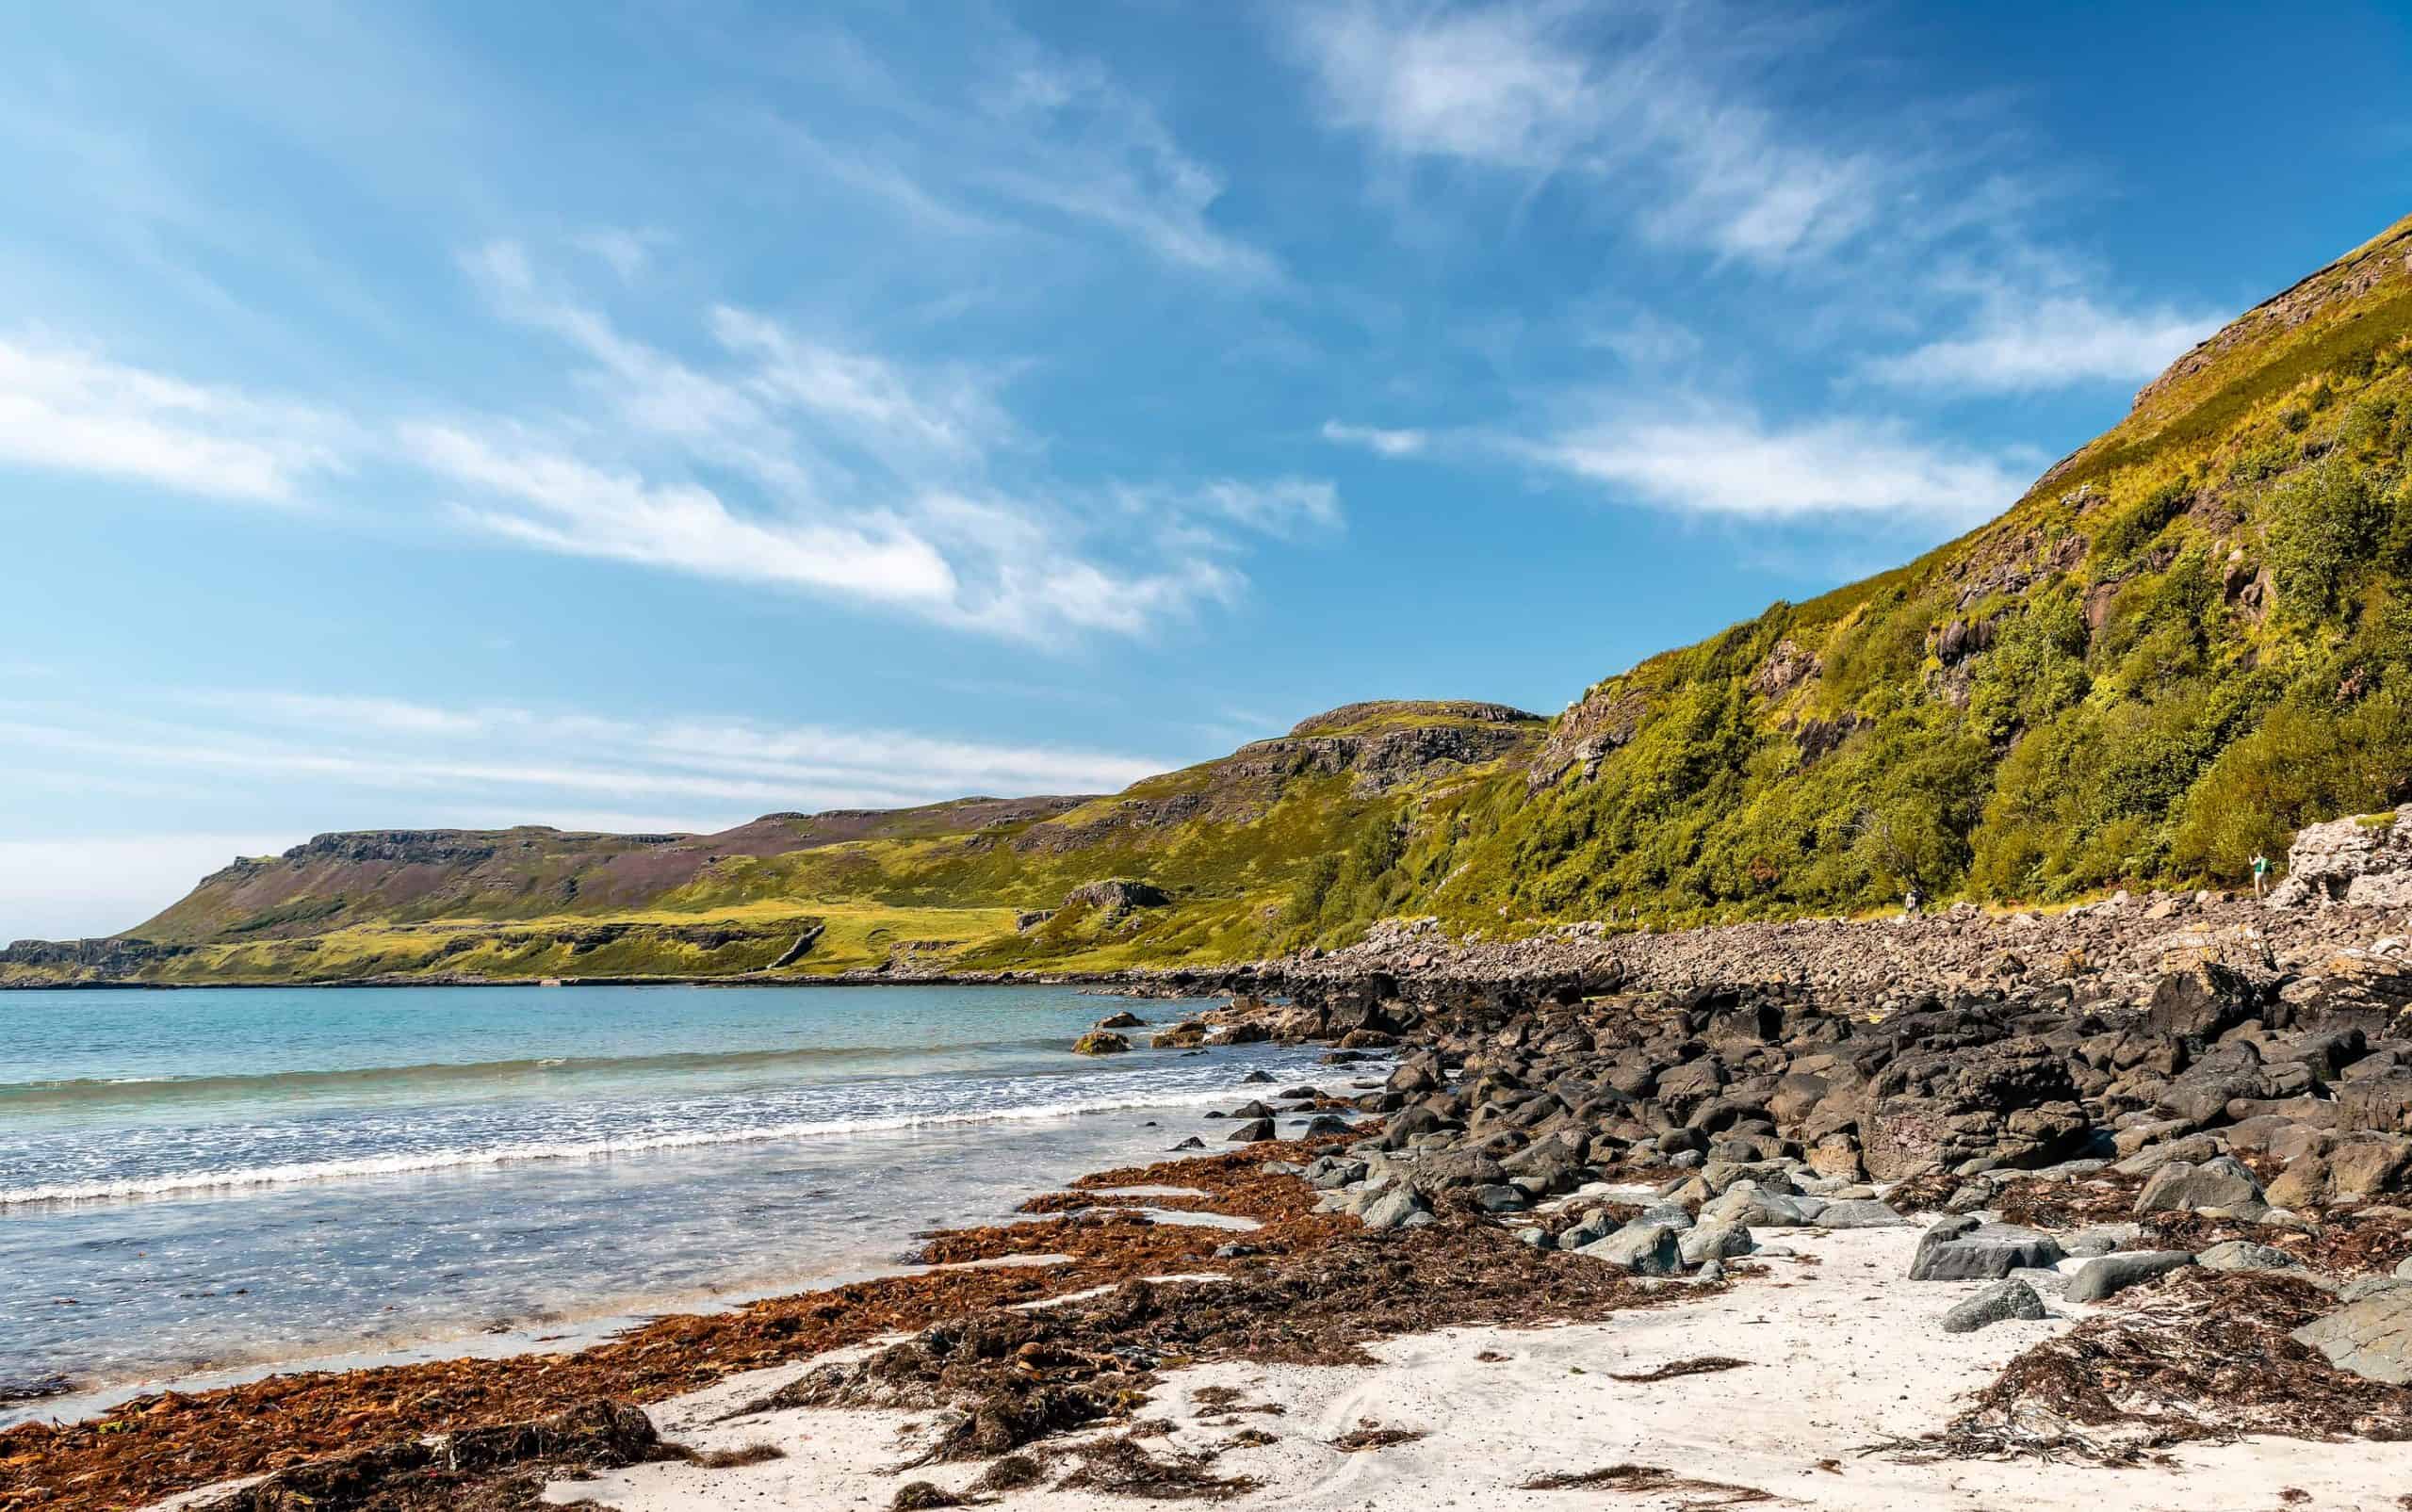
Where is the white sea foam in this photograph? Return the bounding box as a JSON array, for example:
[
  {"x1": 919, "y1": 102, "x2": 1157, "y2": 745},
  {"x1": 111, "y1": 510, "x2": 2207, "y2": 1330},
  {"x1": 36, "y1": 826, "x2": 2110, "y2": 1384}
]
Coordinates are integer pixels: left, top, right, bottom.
[{"x1": 0, "y1": 1084, "x2": 1248, "y2": 1208}]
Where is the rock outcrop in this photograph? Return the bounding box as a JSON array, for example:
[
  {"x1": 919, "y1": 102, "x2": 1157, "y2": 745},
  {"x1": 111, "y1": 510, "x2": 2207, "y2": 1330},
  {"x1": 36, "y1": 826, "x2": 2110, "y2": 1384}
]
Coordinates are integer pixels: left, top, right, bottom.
[{"x1": 2269, "y1": 807, "x2": 2412, "y2": 909}]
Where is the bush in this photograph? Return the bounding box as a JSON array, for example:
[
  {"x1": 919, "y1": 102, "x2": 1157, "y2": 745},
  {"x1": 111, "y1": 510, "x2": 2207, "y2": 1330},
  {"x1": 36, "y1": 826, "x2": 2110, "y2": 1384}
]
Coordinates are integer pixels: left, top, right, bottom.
[{"x1": 2264, "y1": 458, "x2": 2388, "y2": 616}]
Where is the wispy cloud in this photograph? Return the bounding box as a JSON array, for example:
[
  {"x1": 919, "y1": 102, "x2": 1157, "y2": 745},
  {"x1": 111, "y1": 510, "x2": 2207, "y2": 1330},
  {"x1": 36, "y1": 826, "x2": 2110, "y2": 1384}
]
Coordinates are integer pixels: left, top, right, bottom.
[
  {"x1": 1528, "y1": 408, "x2": 2026, "y2": 524},
  {"x1": 5, "y1": 686, "x2": 1174, "y2": 821},
  {"x1": 571, "y1": 227, "x2": 671, "y2": 282},
  {"x1": 981, "y1": 46, "x2": 1280, "y2": 285},
  {"x1": 439, "y1": 243, "x2": 1337, "y2": 639},
  {"x1": 1862, "y1": 292, "x2": 2221, "y2": 393},
  {"x1": 1321, "y1": 419, "x2": 1428, "y2": 457},
  {"x1": 1288, "y1": 1, "x2": 1887, "y2": 268},
  {"x1": 0, "y1": 335, "x2": 350, "y2": 503},
  {"x1": 408, "y1": 422, "x2": 968, "y2": 613}
]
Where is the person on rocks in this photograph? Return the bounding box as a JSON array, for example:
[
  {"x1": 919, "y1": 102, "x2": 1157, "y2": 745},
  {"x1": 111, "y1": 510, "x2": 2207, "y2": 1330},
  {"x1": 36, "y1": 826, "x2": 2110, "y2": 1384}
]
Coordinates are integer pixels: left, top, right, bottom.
[
  {"x1": 2251, "y1": 851, "x2": 2270, "y2": 899},
  {"x1": 1903, "y1": 883, "x2": 1925, "y2": 915}
]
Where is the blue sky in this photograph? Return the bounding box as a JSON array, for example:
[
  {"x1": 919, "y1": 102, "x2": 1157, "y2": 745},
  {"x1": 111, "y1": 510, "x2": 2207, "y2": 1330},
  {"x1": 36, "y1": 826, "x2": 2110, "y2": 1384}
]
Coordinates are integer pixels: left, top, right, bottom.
[{"x1": 5, "y1": 1, "x2": 2409, "y2": 938}]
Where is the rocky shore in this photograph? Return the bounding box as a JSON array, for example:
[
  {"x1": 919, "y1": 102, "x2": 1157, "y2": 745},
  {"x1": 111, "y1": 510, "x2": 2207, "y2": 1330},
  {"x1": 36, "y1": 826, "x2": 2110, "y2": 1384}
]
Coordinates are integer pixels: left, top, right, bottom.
[{"x1": 7, "y1": 811, "x2": 2410, "y2": 1509}]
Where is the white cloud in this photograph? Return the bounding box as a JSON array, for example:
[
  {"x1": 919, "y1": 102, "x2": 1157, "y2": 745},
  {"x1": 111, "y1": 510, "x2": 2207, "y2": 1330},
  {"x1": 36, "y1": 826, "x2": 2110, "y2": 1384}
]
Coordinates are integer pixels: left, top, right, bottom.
[
  {"x1": 1863, "y1": 294, "x2": 2221, "y2": 393},
  {"x1": 709, "y1": 305, "x2": 1012, "y2": 463},
  {"x1": 2, "y1": 688, "x2": 1172, "y2": 837},
  {"x1": 1293, "y1": 2, "x2": 1598, "y2": 169},
  {"x1": 1288, "y1": 1, "x2": 1885, "y2": 268},
  {"x1": 440, "y1": 245, "x2": 1328, "y2": 641},
  {"x1": 1321, "y1": 419, "x2": 1428, "y2": 457},
  {"x1": 407, "y1": 422, "x2": 967, "y2": 611},
  {"x1": 1582, "y1": 309, "x2": 1703, "y2": 368},
  {"x1": 1531, "y1": 410, "x2": 2024, "y2": 523},
  {"x1": 1160, "y1": 477, "x2": 1344, "y2": 536},
  {"x1": 0, "y1": 336, "x2": 349, "y2": 503}
]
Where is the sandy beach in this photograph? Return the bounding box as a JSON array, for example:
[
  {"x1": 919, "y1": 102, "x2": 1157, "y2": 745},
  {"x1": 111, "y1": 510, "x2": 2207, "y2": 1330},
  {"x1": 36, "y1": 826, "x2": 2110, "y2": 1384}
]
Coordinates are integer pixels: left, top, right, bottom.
[{"x1": 551, "y1": 1222, "x2": 2412, "y2": 1512}]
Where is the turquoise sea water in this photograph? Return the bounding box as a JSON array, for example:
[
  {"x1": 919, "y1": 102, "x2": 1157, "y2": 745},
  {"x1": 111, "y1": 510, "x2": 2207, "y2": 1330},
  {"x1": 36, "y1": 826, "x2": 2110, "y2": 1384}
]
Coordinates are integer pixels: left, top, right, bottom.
[{"x1": 0, "y1": 984, "x2": 1336, "y2": 1412}]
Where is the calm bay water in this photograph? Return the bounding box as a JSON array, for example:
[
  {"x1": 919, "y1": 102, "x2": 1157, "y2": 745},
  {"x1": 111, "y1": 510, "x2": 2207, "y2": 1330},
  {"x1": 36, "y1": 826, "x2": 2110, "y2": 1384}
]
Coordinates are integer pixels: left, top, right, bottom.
[{"x1": 0, "y1": 984, "x2": 1339, "y2": 1413}]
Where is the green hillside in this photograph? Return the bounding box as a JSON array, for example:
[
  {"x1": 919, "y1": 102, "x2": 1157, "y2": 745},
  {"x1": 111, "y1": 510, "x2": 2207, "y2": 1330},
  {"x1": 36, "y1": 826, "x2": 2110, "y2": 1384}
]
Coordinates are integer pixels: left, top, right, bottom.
[
  {"x1": 1403, "y1": 212, "x2": 2412, "y2": 931},
  {"x1": 10, "y1": 214, "x2": 2412, "y2": 985},
  {"x1": 4, "y1": 701, "x2": 1543, "y2": 984}
]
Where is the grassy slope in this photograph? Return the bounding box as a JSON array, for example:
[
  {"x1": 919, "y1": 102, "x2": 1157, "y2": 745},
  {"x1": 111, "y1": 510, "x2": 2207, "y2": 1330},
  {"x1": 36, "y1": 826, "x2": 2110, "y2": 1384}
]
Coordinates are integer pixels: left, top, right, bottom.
[
  {"x1": 1395, "y1": 212, "x2": 2412, "y2": 934},
  {"x1": 19, "y1": 705, "x2": 1542, "y2": 983},
  {"x1": 19, "y1": 216, "x2": 2412, "y2": 984}
]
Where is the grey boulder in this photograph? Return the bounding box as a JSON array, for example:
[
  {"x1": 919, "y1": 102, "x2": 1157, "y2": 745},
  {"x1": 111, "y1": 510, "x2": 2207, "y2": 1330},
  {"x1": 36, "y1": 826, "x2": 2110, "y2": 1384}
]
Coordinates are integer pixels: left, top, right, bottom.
[
  {"x1": 1358, "y1": 1184, "x2": 1431, "y2": 1231},
  {"x1": 1813, "y1": 1198, "x2": 1910, "y2": 1229},
  {"x1": 2065, "y1": 1249, "x2": 2196, "y2": 1303},
  {"x1": 1941, "y1": 1278, "x2": 2046, "y2": 1334},
  {"x1": 1577, "y1": 1221, "x2": 1685, "y2": 1276},
  {"x1": 1910, "y1": 1216, "x2": 2067, "y2": 1281},
  {"x1": 1678, "y1": 1224, "x2": 1755, "y2": 1266},
  {"x1": 2133, "y1": 1156, "x2": 2267, "y2": 1218},
  {"x1": 2292, "y1": 1289, "x2": 2412, "y2": 1385},
  {"x1": 2196, "y1": 1240, "x2": 2301, "y2": 1273}
]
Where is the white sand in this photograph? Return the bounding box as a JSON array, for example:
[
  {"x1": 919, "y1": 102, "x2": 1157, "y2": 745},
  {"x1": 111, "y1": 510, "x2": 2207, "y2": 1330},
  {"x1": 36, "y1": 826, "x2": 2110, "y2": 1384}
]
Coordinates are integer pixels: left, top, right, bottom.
[{"x1": 542, "y1": 1227, "x2": 2412, "y2": 1512}]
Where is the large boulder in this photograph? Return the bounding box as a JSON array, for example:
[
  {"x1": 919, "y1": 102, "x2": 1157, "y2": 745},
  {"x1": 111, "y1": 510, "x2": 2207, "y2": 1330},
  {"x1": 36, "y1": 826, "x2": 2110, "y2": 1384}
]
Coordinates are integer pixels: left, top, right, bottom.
[
  {"x1": 2145, "y1": 963, "x2": 2257, "y2": 1043},
  {"x1": 2291, "y1": 1289, "x2": 2412, "y2": 1385},
  {"x1": 1064, "y1": 878, "x2": 1173, "y2": 916},
  {"x1": 1576, "y1": 1221, "x2": 1684, "y2": 1276},
  {"x1": 1910, "y1": 1216, "x2": 2066, "y2": 1281},
  {"x1": 1070, "y1": 1031, "x2": 1131, "y2": 1055},
  {"x1": 2339, "y1": 1074, "x2": 2412, "y2": 1135},
  {"x1": 1858, "y1": 1038, "x2": 2083, "y2": 1179},
  {"x1": 2330, "y1": 1136, "x2": 2412, "y2": 1198},
  {"x1": 2267, "y1": 806, "x2": 2411, "y2": 908},
  {"x1": 2134, "y1": 1156, "x2": 2267, "y2": 1218},
  {"x1": 2065, "y1": 1250, "x2": 2196, "y2": 1303}
]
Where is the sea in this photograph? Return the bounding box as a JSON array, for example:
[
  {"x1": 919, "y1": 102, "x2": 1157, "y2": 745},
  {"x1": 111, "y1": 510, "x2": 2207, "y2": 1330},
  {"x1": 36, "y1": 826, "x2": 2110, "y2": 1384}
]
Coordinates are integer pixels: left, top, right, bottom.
[{"x1": 0, "y1": 983, "x2": 1345, "y2": 1423}]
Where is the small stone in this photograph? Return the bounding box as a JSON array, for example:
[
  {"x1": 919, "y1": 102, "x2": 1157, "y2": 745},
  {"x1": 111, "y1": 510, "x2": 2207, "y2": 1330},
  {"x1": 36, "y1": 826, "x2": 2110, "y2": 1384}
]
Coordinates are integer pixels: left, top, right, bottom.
[
  {"x1": 2062, "y1": 1226, "x2": 2132, "y2": 1258},
  {"x1": 1940, "y1": 1278, "x2": 2046, "y2": 1334},
  {"x1": 1472, "y1": 1184, "x2": 1529, "y2": 1213}
]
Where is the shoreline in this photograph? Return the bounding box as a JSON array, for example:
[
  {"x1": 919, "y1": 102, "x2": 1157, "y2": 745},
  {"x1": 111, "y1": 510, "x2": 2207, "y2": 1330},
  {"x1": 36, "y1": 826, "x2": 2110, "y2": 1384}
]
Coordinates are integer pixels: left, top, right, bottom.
[
  {"x1": 12, "y1": 1134, "x2": 2409, "y2": 1512},
  {"x1": 8, "y1": 883, "x2": 2404, "y2": 1001},
  {"x1": 8, "y1": 928, "x2": 2412, "y2": 1510}
]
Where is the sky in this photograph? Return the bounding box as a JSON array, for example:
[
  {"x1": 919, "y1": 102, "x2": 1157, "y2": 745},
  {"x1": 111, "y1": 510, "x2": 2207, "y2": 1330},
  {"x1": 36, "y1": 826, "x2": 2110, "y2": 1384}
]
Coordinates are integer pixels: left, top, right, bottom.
[{"x1": 4, "y1": 1, "x2": 2410, "y2": 939}]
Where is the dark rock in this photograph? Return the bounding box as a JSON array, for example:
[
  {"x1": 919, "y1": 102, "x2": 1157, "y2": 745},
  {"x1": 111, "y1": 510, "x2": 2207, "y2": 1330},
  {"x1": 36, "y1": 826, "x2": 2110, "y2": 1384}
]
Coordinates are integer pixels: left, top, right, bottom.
[
  {"x1": 1225, "y1": 1118, "x2": 1276, "y2": 1143},
  {"x1": 2064, "y1": 1250, "x2": 2196, "y2": 1303},
  {"x1": 1910, "y1": 1216, "x2": 2066, "y2": 1281},
  {"x1": 2145, "y1": 963, "x2": 2256, "y2": 1043}
]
